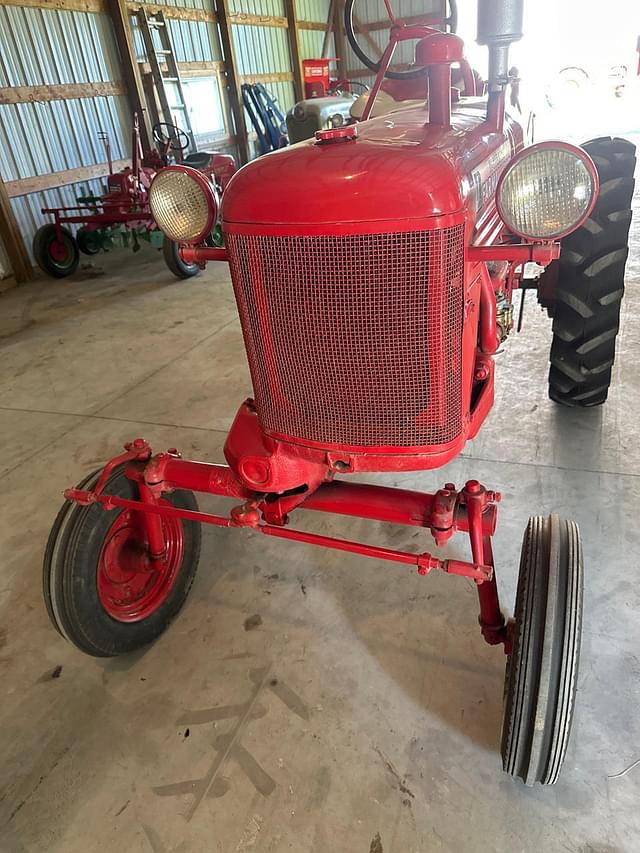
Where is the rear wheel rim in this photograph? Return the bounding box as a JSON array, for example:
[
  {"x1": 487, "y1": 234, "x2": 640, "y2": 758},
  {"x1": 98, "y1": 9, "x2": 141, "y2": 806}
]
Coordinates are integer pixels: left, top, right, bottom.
[{"x1": 97, "y1": 506, "x2": 185, "y2": 622}]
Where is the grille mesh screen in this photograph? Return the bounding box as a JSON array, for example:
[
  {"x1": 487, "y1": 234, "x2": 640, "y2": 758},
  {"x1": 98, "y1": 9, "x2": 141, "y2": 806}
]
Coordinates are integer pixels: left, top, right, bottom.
[{"x1": 226, "y1": 226, "x2": 465, "y2": 448}]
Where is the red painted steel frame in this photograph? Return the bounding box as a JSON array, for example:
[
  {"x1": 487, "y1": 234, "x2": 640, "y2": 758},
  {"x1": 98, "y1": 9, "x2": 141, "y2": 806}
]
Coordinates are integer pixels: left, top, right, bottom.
[{"x1": 66, "y1": 438, "x2": 509, "y2": 649}]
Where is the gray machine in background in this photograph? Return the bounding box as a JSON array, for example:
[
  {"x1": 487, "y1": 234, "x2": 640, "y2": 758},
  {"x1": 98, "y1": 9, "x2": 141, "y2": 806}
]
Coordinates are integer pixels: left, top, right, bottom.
[{"x1": 285, "y1": 95, "x2": 357, "y2": 144}]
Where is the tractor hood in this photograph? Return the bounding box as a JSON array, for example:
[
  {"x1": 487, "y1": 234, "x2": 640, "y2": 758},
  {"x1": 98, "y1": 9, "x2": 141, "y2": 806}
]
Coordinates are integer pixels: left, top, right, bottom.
[{"x1": 222, "y1": 100, "x2": 523, "y2": 227}]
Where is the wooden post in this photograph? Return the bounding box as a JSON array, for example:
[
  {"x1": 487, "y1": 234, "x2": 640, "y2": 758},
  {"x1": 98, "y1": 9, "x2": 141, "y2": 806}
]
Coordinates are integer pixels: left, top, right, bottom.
[
  {"x1": 216, "y1": 0, "x2": 250, "y2": 165},
  {"x1": 284, "y1": 0, "x2": 304, "y2": 102},
  {"x1": 332, "y1": 0, "x2": 348, "y2": 79},
  {"x1": 0, "y1": 175, "x2": 33, "y2": 284},
  {"x1": 321, "y1": 0, "x2": 336, "y2": 58},
  {"x1": 107, "y1": 0, "x2": 152, "y2": 150}
]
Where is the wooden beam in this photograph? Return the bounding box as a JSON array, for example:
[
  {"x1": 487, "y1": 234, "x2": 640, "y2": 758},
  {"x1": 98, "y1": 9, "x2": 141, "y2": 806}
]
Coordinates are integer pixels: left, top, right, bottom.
[
  {"x1": 228, "y1": 12, "x2": 286, "y2": 28},
  {"x1": 332, "y1": 0, "x2": 348, "y2": 79},
  {"x1": 0, "y1": 0, "x2": 106, "y2": 12},
  {"x1": 284, "y1": 0, "x2": 303, "y2": 102},
  {"x1": 0, "y1": 80, "x2": 126, "y2": 105},
  {"x1": 240, "y1": 71, "x2": 293, "y2": 86},
  {"x1": 217, "y1": 0, "x2": 249, "y2": 165},
  {"x1": 5, "y1": 159, "x2": 130, "y2": 198},
  {"x1": 0, "y1": 0, "x2": 216, "y2": 21},
  {"x1": 0, "y1": 174, "x2": 33, "y2": 283},
  {"x1": 298, "y1": 20, "x2": 329, "y2": 31},
  {"x1": 107, "y1": 0, "x2": 152, "y2": 149},
  {"x1": 140, "y1": 60, "x2": 225, "y2": 79},
  {"x1": 321, "y1": 0, "x2": 336, "y2": 58},
  {"x1": 126, "y1": 2, "x2": 215, "y2": 22}
]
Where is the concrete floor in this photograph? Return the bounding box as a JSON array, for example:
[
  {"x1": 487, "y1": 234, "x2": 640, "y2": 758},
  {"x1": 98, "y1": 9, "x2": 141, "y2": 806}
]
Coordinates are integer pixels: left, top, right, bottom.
[{"x1": 1, "y1": 143, "x2": 639, "y2": 853}]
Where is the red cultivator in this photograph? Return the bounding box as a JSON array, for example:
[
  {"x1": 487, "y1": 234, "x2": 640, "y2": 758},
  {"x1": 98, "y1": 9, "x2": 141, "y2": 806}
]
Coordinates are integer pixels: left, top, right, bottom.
[
  {"x1": 43, "y1": 0, "x2": 635, "y2": 786},
  {"x1": 33, "y1": 116, "x2": 236, "y2": 280}
]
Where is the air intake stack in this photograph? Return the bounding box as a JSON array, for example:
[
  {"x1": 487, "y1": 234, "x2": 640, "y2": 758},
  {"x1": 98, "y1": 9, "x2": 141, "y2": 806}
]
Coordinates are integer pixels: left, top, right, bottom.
[{"x1": 477, "y1": 0, "x2": 524, "y2": 128}]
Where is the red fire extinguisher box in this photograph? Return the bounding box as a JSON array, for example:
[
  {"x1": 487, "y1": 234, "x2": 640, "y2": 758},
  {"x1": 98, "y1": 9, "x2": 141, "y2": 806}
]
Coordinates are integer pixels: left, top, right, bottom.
[{"x1": 303, "y1": 58, "x2": 332, "y2": 98}]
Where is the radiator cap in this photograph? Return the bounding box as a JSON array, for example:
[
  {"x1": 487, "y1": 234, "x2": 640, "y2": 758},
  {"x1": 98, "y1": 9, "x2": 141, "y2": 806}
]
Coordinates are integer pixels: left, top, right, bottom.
[{"x1": 315, "y1": 125, "x2": 358, "y2": 144}]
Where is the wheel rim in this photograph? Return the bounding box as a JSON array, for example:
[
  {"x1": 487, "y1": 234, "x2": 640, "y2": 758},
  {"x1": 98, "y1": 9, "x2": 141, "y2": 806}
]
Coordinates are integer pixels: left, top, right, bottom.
[
  {"x1": 48, "y1": 237, "x2": 73, "y2": 266},
  {"x1": 97, "y1": 506, "x2": 185, "y2": 622}
]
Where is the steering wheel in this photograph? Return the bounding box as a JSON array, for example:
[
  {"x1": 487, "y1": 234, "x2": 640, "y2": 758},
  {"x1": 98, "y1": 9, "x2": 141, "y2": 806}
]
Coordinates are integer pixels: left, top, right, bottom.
[
  {"x1": 152, "y1": 122, "x2": 190, "y2": 153},
  {"x1": 344, "y1": 0, "x2": 458, "y2": 80}
]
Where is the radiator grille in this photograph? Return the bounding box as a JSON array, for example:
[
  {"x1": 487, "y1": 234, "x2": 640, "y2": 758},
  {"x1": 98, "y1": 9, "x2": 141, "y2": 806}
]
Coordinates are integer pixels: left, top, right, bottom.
[{"x1": 226, "y1": 226, "x2": 465, "y2": 448}]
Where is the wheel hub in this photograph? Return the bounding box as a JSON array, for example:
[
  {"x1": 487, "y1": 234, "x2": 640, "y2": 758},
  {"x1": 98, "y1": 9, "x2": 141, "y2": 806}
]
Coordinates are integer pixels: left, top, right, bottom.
[
  {"x1": 97, "y1": 507, "x2": 184, "y2": 622},
  {"x1": 49, "y1": 238, "x2": 70, "y2": 263}
]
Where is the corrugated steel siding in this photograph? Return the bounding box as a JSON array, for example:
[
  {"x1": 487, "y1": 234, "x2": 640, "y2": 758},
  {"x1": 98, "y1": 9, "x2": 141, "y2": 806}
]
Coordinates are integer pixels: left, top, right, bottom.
[
  {"x1": 0, "y1": 6, "x2": 131, "y2": 266},
  {"x1": 2, "y1": 0, "x2": 369, "y2": 274},
  {"x1": 228, "y1": 0, "x2": 285, "y2": 15},
  {"x1": 233, "y1": 22, "x2": 295, "y2": 112},
  {"x1": 0, "y1": 6, "x2": 121, "y2": 87},
  {"x1": 131, "y1": 15, "x2": 221, "y2": 63}
]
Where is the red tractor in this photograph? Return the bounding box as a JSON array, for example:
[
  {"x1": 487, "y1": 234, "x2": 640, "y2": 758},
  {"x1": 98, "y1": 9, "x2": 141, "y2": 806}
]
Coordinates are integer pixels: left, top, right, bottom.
[
  {"x1": 33, "y1": 116, "x2": 236, "y2": 280},
  {"x1": 42, "y1": 0, "x2": 634, "y2": 787}
]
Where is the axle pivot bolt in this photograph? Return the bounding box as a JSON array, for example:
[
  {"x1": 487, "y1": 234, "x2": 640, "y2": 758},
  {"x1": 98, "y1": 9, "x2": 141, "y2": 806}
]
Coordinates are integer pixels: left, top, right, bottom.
[
  {"x1": 465, "y1": 480, "x2": 482, "y2": 494},
  {"x1": 444, "y1": 483, "x2": 456, "y2": 491},
  {"x1": 475, "y1": 366, "x2": 489, "y2": 381},
  {"x1": 133, "y1": 438, "x2": 146, "y2": 449}
]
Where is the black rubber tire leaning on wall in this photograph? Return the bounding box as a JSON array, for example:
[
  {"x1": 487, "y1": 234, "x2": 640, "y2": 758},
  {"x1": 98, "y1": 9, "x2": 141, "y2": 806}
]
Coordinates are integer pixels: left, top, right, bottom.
[
  {"x1": 163, "y1": 235, "x2": 200, "y2": 279},
  {"x1": 43, "y1": 464, "x2": 201, "y2": 657},
  {"x1": 33, "y1": 224, "x2": 80, "y2": 278},
  {"x1": 501, "y1": 515, "x2": 583, "y2": 786},
  {"x1": 548, "y1": 136, "x2": 636, "y2": 407}
]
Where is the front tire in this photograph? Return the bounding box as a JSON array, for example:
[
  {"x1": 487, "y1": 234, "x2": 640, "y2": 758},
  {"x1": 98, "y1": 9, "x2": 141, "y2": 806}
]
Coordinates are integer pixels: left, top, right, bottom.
[
  {"x1": 548, "y1": 136, "x2": 635, "y2": 407},
  {"x1": 163, "y1": 236, "x2": 200, "y2": 279},
  {"x1": 43, "y1": 465, "x2": 201, "y2": 657},
  {"x1": 501, "y1": 515, "x2": 583, "y2": 785}
]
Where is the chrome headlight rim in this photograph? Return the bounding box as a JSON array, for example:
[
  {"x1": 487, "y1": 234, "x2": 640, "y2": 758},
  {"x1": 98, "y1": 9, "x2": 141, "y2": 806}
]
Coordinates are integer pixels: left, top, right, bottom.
[
  {"x1": 496, "y1": 141, "x2": 599, "y2": 242},
  {"x1": 149, "y1": 164, "x2": 218, "y2": 246}
]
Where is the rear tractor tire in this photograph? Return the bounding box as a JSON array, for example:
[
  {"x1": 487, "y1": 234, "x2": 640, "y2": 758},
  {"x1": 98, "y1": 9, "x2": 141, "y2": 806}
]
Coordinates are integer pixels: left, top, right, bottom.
[
  {"x1": 43, "y1": 464, "x2": 201, "y2": 657},
  {"x1": 501, "y1": 515, "x2": 583, "y2": 785},
  {"x1": 548, "y1": 136, "x2": 635, "y2": 407}
]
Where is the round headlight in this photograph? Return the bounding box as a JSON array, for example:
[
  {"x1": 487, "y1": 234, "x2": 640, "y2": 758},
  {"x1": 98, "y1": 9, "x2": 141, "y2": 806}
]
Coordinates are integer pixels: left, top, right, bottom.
[
  {"x1": 149, "y1": 165, "x2": 218, "y2": 244},
  {"x1": 330, "y1": 112, "x2": 345, "y2": 128},
  {"x1": 496, "y1": 142, "x2": 598, "y2": 240}
]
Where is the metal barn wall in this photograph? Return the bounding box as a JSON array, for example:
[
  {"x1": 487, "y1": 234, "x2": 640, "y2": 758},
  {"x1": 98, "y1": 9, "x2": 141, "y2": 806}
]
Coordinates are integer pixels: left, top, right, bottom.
[
  {"x1": 0, "y1": 0, "x2": 339, "y2": 276},
  {"x1": 0, "y1": 4, "x2": 132, "y2": 265},
  {"x1": 297, "y1": 0, "x2": 334, "y2": 61}
]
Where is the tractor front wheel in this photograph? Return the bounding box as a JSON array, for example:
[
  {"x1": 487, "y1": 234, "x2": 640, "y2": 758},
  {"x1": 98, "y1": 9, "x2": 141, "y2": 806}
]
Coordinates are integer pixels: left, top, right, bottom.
[
  {"x1": 163, "y1": 236, "x2": 200, "y2": 279},
  {"x1": 501, "y1": 515, "x2": 583, "y2": 785},
  {"x1": 43, "y1": 465, "x2": 201, "y2": 657},
  {"x1": 33, "y1": 224, "x2": 80, "y2": 278},
  {"x1": 548, "y1": 136, "x2": 635, "y2": 406}
]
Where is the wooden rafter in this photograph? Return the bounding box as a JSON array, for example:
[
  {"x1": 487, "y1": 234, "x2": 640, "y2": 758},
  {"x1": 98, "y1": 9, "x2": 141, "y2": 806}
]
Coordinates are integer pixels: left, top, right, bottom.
[
  {"x1": 284, "y1": 0, "x2": 303, "y2": 102},
  {"x1": 217, "y1": 0, "x2": 249, "y2": 165},
  {"x1": 332, "y1": 0, "x2": 348, "y2": 79},
  {"x1": 0, "y1": 80, "x2": 126, "y2": 105},
  {"x1": 107, "y1": 0, "x2": 151, "y2": 149},
  {"x1": 5, "y1": 159, "x2": 130, "y2": 198}
]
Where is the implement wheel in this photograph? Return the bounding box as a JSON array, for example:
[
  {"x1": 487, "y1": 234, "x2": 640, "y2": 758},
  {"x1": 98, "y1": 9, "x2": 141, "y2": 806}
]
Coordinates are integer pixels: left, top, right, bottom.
[
  {"x1": 43, "y1": 465, "x2": 201, "y2": 657},
  {"x1": 33, "y1": 224, "x2": 80, "y2": 278},
  {"x1": 501, "y1": 515, "x2": 583, "y2": 785},
  {"x1": 163, "y1": 235, "x2": 200, "y2": 279},
  {"x1": 548, "y1": 136, "x2": 635, "y2": 406},
  {"x1": 76, "y1": 226, "x2": 101, "y2": 255}
]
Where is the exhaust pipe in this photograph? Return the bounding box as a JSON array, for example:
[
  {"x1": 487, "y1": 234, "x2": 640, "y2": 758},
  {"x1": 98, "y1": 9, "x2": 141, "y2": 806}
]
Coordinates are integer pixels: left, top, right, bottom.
[{"x1": 477, "y1": 0, "x2": 524, "y2": 127}]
